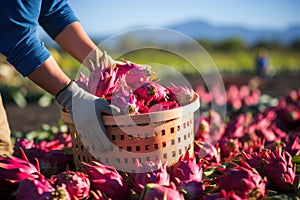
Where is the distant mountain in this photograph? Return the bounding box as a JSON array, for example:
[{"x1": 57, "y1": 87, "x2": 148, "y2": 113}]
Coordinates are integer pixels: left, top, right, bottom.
[
  {"x1": 168, "y1": 20, "x2": 300, "y2": 44},
  {"x1": 40, "y1": 20, "x2": 300, "y2": 47}
]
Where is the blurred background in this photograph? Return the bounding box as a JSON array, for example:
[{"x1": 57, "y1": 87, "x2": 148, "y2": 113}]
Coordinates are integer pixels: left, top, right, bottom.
[{"x1": 0, "y1": 0, "x2": 300, "y2": 133}]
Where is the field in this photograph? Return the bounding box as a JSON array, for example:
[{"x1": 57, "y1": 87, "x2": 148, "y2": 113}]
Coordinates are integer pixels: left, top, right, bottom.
[{"x1": 1, "y1": 46, "x2": 300, "y2": 199}]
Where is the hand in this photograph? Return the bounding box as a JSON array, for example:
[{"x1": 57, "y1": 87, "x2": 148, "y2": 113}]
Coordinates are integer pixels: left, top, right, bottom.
[
  {"x1": 56, "y1": 81, "x2": 120, "y2": 152},
  {"x1": 84, "y1": 50, "x2": 116, "y2": 71}
]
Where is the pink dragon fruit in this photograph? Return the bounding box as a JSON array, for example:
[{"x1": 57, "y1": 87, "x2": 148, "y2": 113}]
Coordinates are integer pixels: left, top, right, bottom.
[
  {"x1": 133, "y1": 160, "x2": 170, "y2": 193},
  {"x1": 76, "y1": 72, "x2": 89, "y2": 92},
  {"x1": 261, "y1": 148, "x2": 296, "y2": 192},
  {"x1": 50, "y1": 170, "x2": 90, "y2": 200},
  {"x1": 82, "y1": 161, "x2": 130, "y2": 200},
  {"x1": 115, "y1": 59, "x2": 155, "y2": 88},
  {"x1": 171, "y1": 151, "x2": 202, "y2": 185},
  {"x1": 195, "y1": 117, "x2": 210, "y2": 142},
  {"x1": 14, "y1": 175, "x2": 71, "y2": 200},
  {"x1": 140, "y1": 183, "x2": 185, "y2": 200},
  {"x1": 167, "y1": 83, "x2": 194, "y2": 105},
  {"x1": 203, "y1": 189, "x2": 242, "y2": 200},
  {"x1": 134, "y1": 82, "x2": 168, "y2": 106},
  {"x1": 111, "y1": 82, "x2": 139, "y2": 115},
  {"x1": 86, "y1": 63, "x2": 118, "y2": 99},
  {"x1": 218, "y1": 137, "x2": 240, "y2": 158},
  {"x1": 177, "y1": 180, "x2": 204, "y2": 200},
  {"x1": 0, "y1": 150, "x2": 39, "y2": 184},
  {"x1": 89, "y1": 190, "x2": 107, "y2": 200},
  {"x1": 214, "y1": 161, "x2": 266, "y2": 199},
  {"x1": 13, "y1": 138, "x2": 35, "y2": 151},
  {"x1": 241, "y1": 151, "x2": 263, "y2": 169},
  {"x1": 13, "y1": 148, "x2": 74, "y2": 178},
  {"x1": 149, "y1": 100, "x2": 179, "y2": 112}
]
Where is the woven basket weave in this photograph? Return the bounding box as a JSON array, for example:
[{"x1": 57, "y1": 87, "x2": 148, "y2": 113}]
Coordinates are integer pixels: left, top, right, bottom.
[{"x1": 61, "y1": 94, "x2": 199, "y2": 172}]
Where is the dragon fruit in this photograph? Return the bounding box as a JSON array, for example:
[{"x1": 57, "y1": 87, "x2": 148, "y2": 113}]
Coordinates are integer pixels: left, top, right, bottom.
[
  {"x1": 82, "y1": 161, "x2": 130, "y2": 200},
  {"x1": 13, "y1": 148, "x2": 74, "y2": 178},
  {"x1": 149, "y1": 100, "x2": 179, "y2": 112},
  {"x1": 133, "y1": 160, "x2": 170, "y2": 193},
  {"x1": 0, "y1": 150, "x2": 39, "y2": 184},
  {"x1": 261, "y1": 148, "x2": 296, "y2": 192},
  {"x1": 195, "y1": 117, "x2": 210, "y2": 142},
  {"x1": 218, "y1": 137, "x2": 240, "y2": 158},
  {"x1": 14, "y1": 175, "x2": 71, "y2": 200},
  {"x1": 89, "y1": 190, "x2": 107, "y2": 200},
  {"x1": 115, "y1": 59, "x2": 155, "y2": 88},
  {"x1": 50, "y1": 170, "x2": 90, "y2": 200},
  {"x1": 94, "y1": 65, "x2": 119, "y2": 99},
  {"x1": 140, "y1": 183, "x2": 185, "y2": 200},
  {"x1": 167, "y1": 83, "x2": 194, "y2": 105},
  {"x1": 13, "y1": 138, "x2": 35, "y2": 151},
  {"x1": 171, "y1": 151, "x2": 202, "y2": 185},
  {"x1": 76, "y1": 72, "x2": 89, "y2": 92},
  {"x1": 214, "y1": 161, "x2": 266, "y2": 199},
  {"x1": 111, "y1": 82, "x2": 139, "y2": 115},
  {"x1": 134, "y1": 82, "x2": 168, "y2": 106},
  {"x1": 177, "y1": 180, "x2": 204, "y2": 200},
  {"x1": 202, "y1": 189, "x2": 242, "y2": 200}
]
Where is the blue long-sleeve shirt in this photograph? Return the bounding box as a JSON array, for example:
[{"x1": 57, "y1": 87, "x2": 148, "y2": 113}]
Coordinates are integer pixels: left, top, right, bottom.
[{"x1": 0, "y1": 0, "x2": 78, "y2": 76}]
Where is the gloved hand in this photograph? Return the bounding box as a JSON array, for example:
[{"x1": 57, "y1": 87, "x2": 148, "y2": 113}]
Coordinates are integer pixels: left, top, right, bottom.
[
  {"x1": 56, "y1": 81, "x2": 120, "y2": 152},
  {"x1": 84, "y1": 50, "x2": 116, "y2": 71}
]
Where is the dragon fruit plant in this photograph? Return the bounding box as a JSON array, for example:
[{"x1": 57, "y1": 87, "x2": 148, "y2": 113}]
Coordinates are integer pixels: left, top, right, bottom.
[{"x1": 75, "y1": 58, "x2": 195, "y2": 115}]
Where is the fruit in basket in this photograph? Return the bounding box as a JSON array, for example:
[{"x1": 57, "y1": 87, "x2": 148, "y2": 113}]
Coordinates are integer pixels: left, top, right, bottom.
[
  {"x1": 115, "y1": 59, "x2": 155, "y2": 88},
  {"x1": 50, "y1": 170, "x2": 90, "y2": 200},
  {"x1": 134, "y1": 81, "x2": 169, "y2": 106},
  {"x1": 167, "y1": 83, "x2": 195, "y2": 106},
  {"x1": 75, "y1": 59, "x2": 196, "y2": 115}
]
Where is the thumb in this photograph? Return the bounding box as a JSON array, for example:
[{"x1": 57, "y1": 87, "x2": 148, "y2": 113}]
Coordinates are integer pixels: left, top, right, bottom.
[{"x1": 95, "y1": 98, "x2": 120, "y2": 115}]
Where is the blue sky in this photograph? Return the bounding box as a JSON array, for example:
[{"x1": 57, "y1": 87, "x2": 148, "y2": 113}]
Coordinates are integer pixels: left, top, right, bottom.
[{"x1": 68, "y1": 0, "x2": 300, "y2": 36}]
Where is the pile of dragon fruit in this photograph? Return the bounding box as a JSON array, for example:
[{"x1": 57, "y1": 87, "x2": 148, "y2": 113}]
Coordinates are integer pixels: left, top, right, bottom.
[
  {"x1": 75, "y1": 59, "x2": 195, "y2": 115},
  {"x1": 1, "y1": 84, "x2": 300, "y2": 200}
]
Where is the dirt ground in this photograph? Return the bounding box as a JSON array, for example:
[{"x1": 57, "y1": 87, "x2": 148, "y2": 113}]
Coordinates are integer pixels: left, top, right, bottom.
[{"x1": 4, "y1": 74, "x2": 300, "y2": 133}]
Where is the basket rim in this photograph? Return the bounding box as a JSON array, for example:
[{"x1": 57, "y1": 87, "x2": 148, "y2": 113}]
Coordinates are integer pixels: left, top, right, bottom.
[{"x1": 61, "y1": 93, "x2": 200, "y2": 125}]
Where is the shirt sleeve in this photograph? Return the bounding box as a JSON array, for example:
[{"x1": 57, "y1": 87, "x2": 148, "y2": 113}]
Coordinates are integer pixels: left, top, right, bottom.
[
  {"x1": 39, "y1": 0, "x2": 79, "y2": 39},
  {"x1": 0, "y1": 0, "x2": 51, "y2": 77}
]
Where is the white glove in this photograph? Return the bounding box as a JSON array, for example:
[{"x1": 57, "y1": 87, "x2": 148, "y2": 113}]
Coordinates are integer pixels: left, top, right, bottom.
[{"x1": 56, "y1": 81, "x2": 120, "y2": 152}]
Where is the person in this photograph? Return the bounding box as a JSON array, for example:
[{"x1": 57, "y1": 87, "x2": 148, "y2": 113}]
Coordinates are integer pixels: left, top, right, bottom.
[
  {"x1": 255, "y1": 47, "x2": 271, "y2": 79},
  {"x1": 0, "y1": 0, "x2": 119, "y2": 155}
]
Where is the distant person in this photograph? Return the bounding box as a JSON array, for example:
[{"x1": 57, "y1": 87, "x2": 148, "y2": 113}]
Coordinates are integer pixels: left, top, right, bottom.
[{"x1": 255, "y1": 48, "x2": 271, "y2": 79}]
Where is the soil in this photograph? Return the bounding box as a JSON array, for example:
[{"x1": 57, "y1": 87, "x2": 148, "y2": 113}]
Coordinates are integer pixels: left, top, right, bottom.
[{"x1": 4, "y1": 74, "x2": 300, "y2": 133}]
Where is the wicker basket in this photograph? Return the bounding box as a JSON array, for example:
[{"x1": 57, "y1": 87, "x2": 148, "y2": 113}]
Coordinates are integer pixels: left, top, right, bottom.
[{"x1": 61, "y1": 94, "x2": 199, "y2": 172}]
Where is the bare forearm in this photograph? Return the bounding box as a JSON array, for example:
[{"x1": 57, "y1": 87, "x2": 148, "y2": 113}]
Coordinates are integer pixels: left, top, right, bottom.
[
  {"x1": 28, "y1": 56, "x2": 71, "y2": 96},
  {"x1": 55, "y1": 21, "x2": 101, "y2": 69}
]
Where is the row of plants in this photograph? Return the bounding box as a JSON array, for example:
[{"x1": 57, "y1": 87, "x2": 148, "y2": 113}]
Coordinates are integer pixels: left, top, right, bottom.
[{"x1": 0, "y1": 82, "x2": 299, "y2": 199}]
